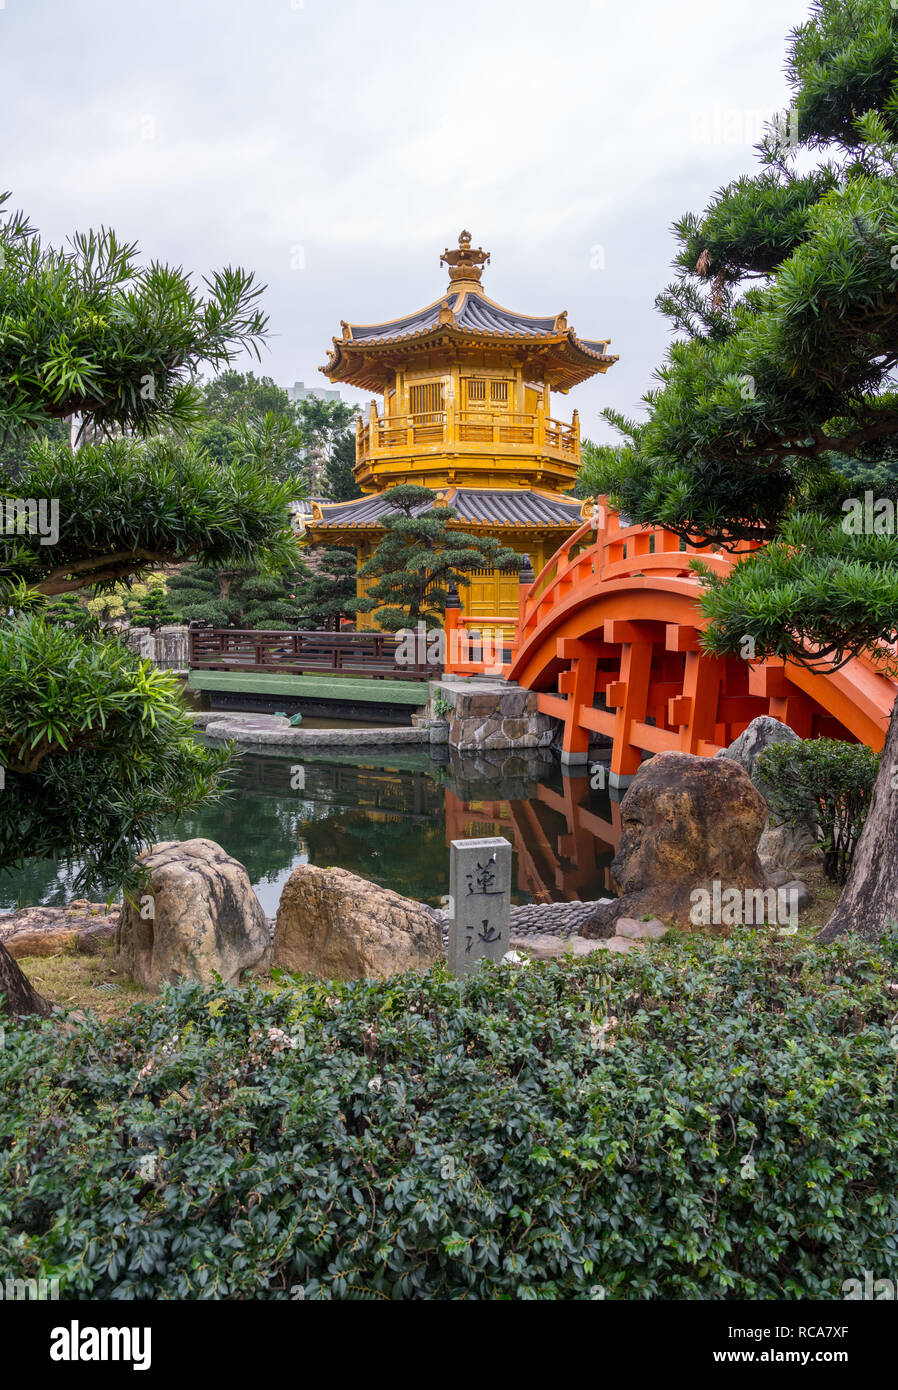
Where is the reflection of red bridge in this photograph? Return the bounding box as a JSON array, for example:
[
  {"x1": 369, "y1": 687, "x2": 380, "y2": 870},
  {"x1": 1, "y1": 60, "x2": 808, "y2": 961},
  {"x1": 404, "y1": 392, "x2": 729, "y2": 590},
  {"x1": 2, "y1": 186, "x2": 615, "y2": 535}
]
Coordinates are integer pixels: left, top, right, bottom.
[
  {"x1": 446, "y1": 500, "x2": 897, "y2": 783},
  {"x1": 445, "y1": 777, "x2": 622, "y2": 902}
]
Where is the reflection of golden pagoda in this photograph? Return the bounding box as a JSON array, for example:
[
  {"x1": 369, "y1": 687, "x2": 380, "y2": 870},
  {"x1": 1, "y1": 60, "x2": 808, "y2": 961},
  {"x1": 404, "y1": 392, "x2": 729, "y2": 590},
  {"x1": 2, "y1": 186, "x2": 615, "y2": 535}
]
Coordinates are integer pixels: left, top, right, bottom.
[{"x1": 306, "y1": 232, "x2": 617, "y2": 626}]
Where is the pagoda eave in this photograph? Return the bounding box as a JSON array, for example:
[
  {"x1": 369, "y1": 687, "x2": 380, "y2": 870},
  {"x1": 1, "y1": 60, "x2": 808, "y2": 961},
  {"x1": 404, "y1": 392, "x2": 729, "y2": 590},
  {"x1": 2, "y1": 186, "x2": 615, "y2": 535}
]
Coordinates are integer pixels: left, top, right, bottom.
[{"x1": 321, "y1": 329, "x2": 617, "y2": 395}]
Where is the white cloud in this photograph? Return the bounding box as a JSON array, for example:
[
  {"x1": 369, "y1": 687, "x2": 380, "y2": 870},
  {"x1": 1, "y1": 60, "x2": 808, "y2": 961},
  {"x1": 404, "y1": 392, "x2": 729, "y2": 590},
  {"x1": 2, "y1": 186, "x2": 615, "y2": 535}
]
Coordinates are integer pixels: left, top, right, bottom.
[{"x1": 0, "y1": 0, "x2": 815, "y2": 436}]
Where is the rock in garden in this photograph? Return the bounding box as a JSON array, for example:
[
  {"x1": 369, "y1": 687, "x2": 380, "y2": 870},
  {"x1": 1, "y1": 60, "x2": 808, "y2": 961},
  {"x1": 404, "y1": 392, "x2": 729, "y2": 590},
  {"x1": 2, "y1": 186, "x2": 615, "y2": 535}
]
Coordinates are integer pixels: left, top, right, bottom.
[
  {"x1": 273, "y1": 865, "x2": 442, "y2": 981},
  {"x1": 615, "y1": 916, "x2": 668, "y2": 941},
  {"x1": 568, "y1": 935, "x2": 634, "y2": 955},
  {"x1": 757, "y1": 820, "x2": 822, "y2": 876},
  {"x1": 714, "y1": 715, "x2": 801, "y2": 798},
  {"x1": 115, "y1": 839, "x2": 271, "y2": 991},
  {"x1": 508, "y1": 933, "x2": 568, "y2": 959},
  {"x1": 580, "y1": 751, "x2": 768, "y2": 936},
  {"x1": 0, "y1": 900, "x2": 119, "y2": 959},
  {"x1": 780, "y1": 879, "x2": 814, "y2": 912},
  {"x1": 717, "y1": 716, "x2": 822, "y2": 874}
]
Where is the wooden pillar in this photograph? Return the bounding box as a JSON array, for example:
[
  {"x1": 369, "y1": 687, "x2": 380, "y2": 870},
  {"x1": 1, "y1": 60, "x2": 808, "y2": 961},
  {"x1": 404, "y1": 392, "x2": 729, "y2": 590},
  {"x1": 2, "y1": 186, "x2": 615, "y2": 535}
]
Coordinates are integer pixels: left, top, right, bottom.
[
  {"x1": 556, "y1": 637, "x2": 599, "y2": 765},
  {"x1": 604, "y1": 620, "x2": 655, "y2": 782},
  {"x1": 673, "y1": 650, "x2": 725, "y2": 753}
]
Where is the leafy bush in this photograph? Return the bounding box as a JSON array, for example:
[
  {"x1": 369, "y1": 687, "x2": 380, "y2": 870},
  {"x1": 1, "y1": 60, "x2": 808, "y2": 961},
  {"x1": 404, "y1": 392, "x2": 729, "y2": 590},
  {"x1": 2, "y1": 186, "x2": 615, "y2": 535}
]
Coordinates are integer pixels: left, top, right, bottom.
[
  {"x1": 0, "y1": 613, "x2": 231, "y2": 890},
  {"x1": 2, "y1": 933, "x2": 897, "y2": 1300},
  {"x1": 759, "y1": 738, "x2": 880, "y2": 883}
]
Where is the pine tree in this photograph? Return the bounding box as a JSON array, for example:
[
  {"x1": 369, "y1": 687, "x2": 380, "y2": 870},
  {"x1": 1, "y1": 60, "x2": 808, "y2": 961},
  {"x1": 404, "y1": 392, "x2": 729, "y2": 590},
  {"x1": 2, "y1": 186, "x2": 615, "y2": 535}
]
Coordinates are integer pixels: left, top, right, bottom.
[
  {"x1": 583, "y1": 0, "x2": 898, "y2": 941},
  {"x1": 292, "y1": 548, "x2": 358, "y2": 629},
  {"x1": 356, "y1": 485, "x2": 520, "y2": 631}
]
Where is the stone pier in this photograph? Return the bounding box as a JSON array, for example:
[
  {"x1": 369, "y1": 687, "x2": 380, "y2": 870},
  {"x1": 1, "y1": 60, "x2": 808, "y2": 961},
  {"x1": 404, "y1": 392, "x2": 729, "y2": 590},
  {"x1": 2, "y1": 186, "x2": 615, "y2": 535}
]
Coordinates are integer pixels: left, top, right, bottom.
[{"x1": 429, "y1": 677, "x2": 557, "y2": 752}]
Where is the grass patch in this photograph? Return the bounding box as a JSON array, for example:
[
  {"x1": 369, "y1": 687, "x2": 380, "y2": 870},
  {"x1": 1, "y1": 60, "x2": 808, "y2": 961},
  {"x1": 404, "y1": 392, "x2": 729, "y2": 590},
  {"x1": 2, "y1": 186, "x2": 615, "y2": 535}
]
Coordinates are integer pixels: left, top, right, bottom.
[{"x1": 18, "y1": 939, "x2": 155, "y2": 1020}]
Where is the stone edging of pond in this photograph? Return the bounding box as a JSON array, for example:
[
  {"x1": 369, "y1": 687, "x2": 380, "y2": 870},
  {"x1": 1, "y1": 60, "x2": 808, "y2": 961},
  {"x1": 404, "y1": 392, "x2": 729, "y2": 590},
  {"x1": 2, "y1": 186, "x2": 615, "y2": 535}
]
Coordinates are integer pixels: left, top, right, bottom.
[
  {"x1": 426, "y1": 898, "x2": 614, "y2": 943},
  {"x1": 191, "y1": 712, "x2": 432, "y2": 748}
]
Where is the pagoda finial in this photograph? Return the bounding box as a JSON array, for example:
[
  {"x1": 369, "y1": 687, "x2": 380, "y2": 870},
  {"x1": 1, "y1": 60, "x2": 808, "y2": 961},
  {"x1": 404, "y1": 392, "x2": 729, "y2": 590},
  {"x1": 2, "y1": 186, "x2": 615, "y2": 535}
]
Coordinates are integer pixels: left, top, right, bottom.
[{"x1": 440, "y1": 230, "x2": 490, "y2": 291}]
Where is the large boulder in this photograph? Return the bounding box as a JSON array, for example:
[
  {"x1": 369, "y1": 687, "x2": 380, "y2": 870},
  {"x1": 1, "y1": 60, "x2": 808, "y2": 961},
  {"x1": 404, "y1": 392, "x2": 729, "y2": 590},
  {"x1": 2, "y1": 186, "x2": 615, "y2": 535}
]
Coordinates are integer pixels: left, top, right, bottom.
[
  {"x1": 581, "y1": 751, "x2": 768, "y2": 936},
  {"x1": 0, "y1": 901, "x2": 119, "y2": 959},
  {"x1": 716, "y1": 716, "x2": 822, "y2": 875},
  {"x1": 273, "y1": 865, "x2": 443, "y2": 981},
  {"x1": 115, "y1": 839, "x2": 271, "y2": 992}
]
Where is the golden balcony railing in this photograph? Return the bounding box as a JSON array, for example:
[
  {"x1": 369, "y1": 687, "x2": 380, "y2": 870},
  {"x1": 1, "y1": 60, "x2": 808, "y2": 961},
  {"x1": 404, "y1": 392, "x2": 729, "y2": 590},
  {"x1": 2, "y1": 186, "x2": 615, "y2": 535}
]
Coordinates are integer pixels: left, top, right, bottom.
[{"x1": 355, "y1": 404, "x2": 580, "y2": 471}]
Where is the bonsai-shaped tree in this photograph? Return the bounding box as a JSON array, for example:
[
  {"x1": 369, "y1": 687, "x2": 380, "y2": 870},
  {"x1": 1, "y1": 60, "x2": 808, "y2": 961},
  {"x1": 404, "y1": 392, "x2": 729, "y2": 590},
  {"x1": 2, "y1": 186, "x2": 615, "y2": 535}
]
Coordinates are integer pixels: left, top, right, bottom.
[
  {"x1": 292, "y1": 548, "x2": 359, "y2": 629},
  {"x1": 582, "y1": 0, "x2": 898, "y2": 942},
  {"x1": 166, "y1": 560, "x2": 314, "y2": 629},
  {"x1": 355, "y1": 485, "x2": 520, "y2": 631}
]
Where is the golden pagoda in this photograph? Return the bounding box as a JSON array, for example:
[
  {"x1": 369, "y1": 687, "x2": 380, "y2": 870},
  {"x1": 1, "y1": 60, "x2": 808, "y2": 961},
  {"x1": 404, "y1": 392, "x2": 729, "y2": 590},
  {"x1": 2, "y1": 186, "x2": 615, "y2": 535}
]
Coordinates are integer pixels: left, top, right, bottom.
[{"x1": 306, "y1": 231, "x2": 617, "y2": 626}]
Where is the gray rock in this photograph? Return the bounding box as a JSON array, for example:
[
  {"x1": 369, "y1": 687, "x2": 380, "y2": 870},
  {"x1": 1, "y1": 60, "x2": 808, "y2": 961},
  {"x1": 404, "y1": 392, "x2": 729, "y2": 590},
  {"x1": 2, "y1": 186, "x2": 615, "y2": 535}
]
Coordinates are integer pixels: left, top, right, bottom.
[
  {"x1": 508, "y1": 934, "x2": 568, "y2": 960},
  {"x1": 781, "y1": 879, "x2": 814, "y2": 912},
  {"x1": 615, "y1": 916, "x2": 668, "y2": 941},
  {"x1": 719, "y1": 717, "x2": 822, "y2": 875},
  {"x1": 116, "y1": 838, "x2": 271, "y2": 992},
  {"x1": 716, "y1": 716, "x2": 801, "y2": 803},
  {"x1": 758, "y1": 820, "x2": 822, "y2": 875}
]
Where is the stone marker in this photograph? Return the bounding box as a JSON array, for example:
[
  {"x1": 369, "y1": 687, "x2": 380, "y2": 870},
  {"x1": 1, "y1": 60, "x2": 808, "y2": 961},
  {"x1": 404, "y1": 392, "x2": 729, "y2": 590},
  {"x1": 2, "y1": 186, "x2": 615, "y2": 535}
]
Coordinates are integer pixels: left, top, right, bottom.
[{"x1": 448, "y1": 837, "x2": 511, "y2": 976}]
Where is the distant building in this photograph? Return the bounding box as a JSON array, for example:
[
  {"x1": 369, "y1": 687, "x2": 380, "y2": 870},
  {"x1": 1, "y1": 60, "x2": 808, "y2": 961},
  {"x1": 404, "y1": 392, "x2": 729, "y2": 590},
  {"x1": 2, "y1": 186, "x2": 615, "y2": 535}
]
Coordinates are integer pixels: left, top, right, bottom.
[{"x1": 287, "y1": 380, "x2": 346, "y2": 406}]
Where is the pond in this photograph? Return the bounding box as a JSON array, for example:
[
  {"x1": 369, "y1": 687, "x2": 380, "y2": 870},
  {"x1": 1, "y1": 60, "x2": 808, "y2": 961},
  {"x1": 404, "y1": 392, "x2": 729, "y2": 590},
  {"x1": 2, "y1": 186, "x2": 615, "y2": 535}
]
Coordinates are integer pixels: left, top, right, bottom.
[{"x1": 0, "y1": 747, "x2": 622, "y2": 915}]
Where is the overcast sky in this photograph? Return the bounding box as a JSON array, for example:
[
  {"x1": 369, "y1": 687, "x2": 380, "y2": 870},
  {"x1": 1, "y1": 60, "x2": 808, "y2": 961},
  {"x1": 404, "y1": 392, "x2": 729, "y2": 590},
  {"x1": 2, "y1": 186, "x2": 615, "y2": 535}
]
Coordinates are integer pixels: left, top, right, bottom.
[{"x1": 0, "y1": 0, "x2": 813, "y2": 441}]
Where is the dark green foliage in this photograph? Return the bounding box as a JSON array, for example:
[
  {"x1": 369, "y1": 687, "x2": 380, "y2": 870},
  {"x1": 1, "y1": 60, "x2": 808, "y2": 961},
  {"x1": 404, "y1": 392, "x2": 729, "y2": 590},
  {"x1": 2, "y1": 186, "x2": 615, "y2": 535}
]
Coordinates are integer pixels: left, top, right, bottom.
[
  {"x1": 0, "y1": 194, "x2": 299, "y2": 886},
  {"x1": 0, "y1": 419, "x2": 68, "y2": 483},
  {"x1": 694, "y1": 512, "x2": 898, "y2": 672},
  {"x1": 294, "y1": 396, "x2": 361, "y2": 500},
  {"x1": 2, "y1": 933, "x2": 897, "y2": 1298},
  {"x1": 201, "y1": 370, "x2": 292, "y2": 426},
  {"x1": 166, "y1": 561, "x2": 313, "y2": 630},
  {"x1": 167, "y1": 551, "x2": 357, "y2": 631},
  {"x1": 325, "y1": 428, "x2": 362, "y2": 502},
  {"x1": 128, "y1": 588, "x2": 178, "y2": 632},
  {"x1": 579, "y1": 1, "x2": 898, "y2": 672},
  {"x1": 0, "y1": 434, "x2": 301, "y2": 599},
  {"x1": 759, "y1": 738, "x2": 880, "y2": 883},
  {"x1": 42, "y1": 592, "x2": 97, "y2": 634},
  {"x1": 292, "y1": 548, "x2": 358, "y2": 629},
  {"x1": 357, "y1": 485, "x2": 519, "y2": 631},
  {"x1": 0, "y1": 194, "x2": 267, "y2": 439},
  {"x1": 188, "y1": 376, "x2": 303, "y2": 486},
  {"x1": 0, "y1": 615, "x2": 231, "y2": 892}
]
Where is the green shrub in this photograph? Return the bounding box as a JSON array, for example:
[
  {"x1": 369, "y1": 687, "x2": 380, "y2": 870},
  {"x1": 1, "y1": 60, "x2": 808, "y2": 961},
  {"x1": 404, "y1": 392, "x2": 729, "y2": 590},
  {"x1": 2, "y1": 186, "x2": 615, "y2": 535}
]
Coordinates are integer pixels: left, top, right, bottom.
[
  {"x1": 758, "y1": 738, "x2": 880, "y2": 883},
  {"x1": 2, "y1": 933, "x2": 897, "y2": 1300}
]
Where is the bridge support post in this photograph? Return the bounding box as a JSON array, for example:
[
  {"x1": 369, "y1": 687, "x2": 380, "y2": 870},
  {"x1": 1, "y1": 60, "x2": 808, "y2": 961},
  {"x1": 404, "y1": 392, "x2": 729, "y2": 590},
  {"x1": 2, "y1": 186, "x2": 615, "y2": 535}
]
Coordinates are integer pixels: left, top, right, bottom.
[
  {"x1": 604, "y1": 622, "x2": 655, "y2": 784},
  {"x1": 675, "y1": 650, "x2": 725, "y2": 754},
  {"x1": 556, "y1": 638, "x2": 599, "y2": 765}
]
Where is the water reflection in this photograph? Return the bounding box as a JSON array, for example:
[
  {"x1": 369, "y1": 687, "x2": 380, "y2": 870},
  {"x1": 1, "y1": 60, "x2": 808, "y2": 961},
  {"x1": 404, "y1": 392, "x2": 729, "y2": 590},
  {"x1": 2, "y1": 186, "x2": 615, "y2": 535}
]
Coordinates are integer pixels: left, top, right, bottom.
[{"x1": 0, "y1": 747, "x2": 622, "y2": 916}]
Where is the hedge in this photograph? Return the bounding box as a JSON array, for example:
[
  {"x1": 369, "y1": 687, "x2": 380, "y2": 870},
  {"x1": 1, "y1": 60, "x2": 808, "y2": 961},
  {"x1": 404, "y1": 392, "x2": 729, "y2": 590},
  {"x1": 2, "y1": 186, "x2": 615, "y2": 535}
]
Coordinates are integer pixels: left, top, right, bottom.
[{"x1": 1, "y1": 930, "x2": 897, "y2": 1300}]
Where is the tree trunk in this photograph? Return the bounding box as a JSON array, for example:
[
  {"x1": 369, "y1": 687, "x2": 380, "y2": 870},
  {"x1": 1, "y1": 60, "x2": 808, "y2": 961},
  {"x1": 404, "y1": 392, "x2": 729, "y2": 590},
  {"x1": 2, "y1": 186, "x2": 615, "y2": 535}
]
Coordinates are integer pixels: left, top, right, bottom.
[
  {"x1": 819, "y1": 699, "x2": 898, "y2": 942},
  {"x1": 0, "y1": 942, "x2": 52, "y2": 1019}
]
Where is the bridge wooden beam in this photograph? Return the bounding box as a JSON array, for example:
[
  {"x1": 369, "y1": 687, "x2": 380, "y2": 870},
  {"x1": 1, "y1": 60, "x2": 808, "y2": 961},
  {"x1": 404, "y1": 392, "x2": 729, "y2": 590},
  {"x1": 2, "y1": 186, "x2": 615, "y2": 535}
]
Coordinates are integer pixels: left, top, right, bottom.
[
  {"x1": 604, "y1": 618, "x2": 661, "y2": 645},
  {"x1": 676, "y1": 650, "x2": 725, "y2": 753},
  {"x1": 608, "y1": 638, "x2": 655, "y2": 778},
  {"x1": 749, "y1": 662, "x2": 790, "y2": 698},
  {"x1": 556, "y1": 637, "x2": 617, "y2": 661},
  {"x1": 665, "y1": 623, "x2": 703, "y2": 653}
]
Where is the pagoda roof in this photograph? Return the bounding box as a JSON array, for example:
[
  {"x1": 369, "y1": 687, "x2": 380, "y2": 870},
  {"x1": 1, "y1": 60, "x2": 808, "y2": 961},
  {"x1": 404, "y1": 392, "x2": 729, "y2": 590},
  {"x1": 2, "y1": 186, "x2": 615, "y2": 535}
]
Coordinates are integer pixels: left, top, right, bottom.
[
  {"x1": 321, "y1": 231, "x2": 617, "y2": 394},
  {"x1": 306, "y1": 487, "x2": 586, "y2": 532}
]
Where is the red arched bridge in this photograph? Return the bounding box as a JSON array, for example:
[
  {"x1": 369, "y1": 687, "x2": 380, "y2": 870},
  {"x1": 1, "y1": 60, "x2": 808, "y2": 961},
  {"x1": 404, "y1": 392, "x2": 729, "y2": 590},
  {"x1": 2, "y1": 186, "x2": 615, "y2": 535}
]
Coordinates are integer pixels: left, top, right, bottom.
[{"x1": 445, "y1": 500, "x2": 897, "y2": 782}]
